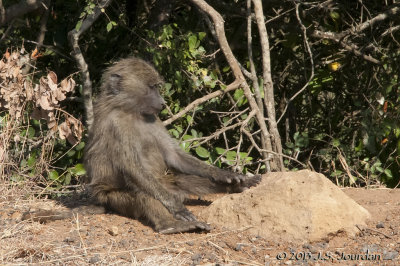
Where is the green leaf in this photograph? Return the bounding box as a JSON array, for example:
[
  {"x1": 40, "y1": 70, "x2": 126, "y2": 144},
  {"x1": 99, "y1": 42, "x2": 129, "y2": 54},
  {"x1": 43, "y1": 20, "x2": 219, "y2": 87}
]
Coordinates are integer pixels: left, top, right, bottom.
[
  {"x1": 384, "y1": 169, "x2": 393, "y2": 178},
  {"x1": 226, "y1": 151, "x2": 237, "y2": 160},
  {"x1": 169, "y1": 129, "x2": 179, "y2": 138},
  {"x1": 215, "y1": 147, "x2": 226, "y2": 155},
  {"x1": 164, "y1": 83, "x2": 172, "y2": 90},
  {"x1": 27, "y1": 127, "x2": 35, "y2": 139},
  {"x1": 75, "y1": 20, "x2": 83, "y2": 31},
  {"x1": 198, "y1": 32, "x2": 206, "y2": 41},
  {"x1": 64, "y1": 173, "x2": 72, "y2": 185},
  {"x1": 330, "y1": 170, "x2": 343, "y2": 177},
  {"x1": 182, "y1": 134, "x2": 193, "y2": 141},
  {"x1": 188, "y1": 35, "x2": 198, "y2": 51},
  {"x1": 106, "y1": 22, "x2": 113, "y2": 32},
  {"x1": 186, "y1": 115, "x2": 193, "y2": 124},
  {"x1": 233, "y1": 88, "x2": 244, "y2": 101},
  {"x1": 75, "y1": 141, "x2": 85, "y2": 151},
  {"x1": 27, "y1": 154, "x2": 36, "y2": 168},
  {"x1": 195, "y1": 146, "x2": 210, "y2": 158},
  {"x1": 330, "y1": 11, "x2": 340, "y2": 20},
  {"x1": 73, "y1": 163, "x2": 86, "y2": 176},
  {"x1": 332, "y1": 139, "x2": 340, "y2": 147},
  {"x1": 222, "y1": 66, "x2": 230, "y2": 72},
  {"x1": 49, "y1": 170, "x2": 59, "y2": 180},
  {"x1": 20, "y1": 159, "x2": 27, "y2": 168}
]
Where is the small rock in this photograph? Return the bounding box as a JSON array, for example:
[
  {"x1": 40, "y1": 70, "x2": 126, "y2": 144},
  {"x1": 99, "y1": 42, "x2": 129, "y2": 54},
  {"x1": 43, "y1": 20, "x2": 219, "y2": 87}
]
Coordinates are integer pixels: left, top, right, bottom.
[
  {"x1": 383, "y1": 250, "x2": 399, "y2": 260},
  {"x1": 303, "y1": 243, "x2": 318, "y2": 253},
  {"x1": 11, "y1": 211, "x2": 22, "y2": 221},
  {"x1": 63, "y1": 237, "x2": 76, "y2": 243},
  {"x1": 119, "y1": 239, "x2": 129, "y2": 248},
  {"x1": 89, "y1": 254, "x2": 101, "y2": 264},
  {"x1": 206, "y1": 252, "x2": 217, "y2": 261},
  {"x1": 108, "y1": 226, "x2": 119, "y2": 236},
  {"x1": 118, "y1": 254, "x2": 131, "y2": 261},
  {"x1": 186, "y1": 241, "x2": 194, "y2": 246},
  {"x1": 315, "y1": 242, "x2": 329, "y2": 249},
  {"x1": 191, "y1": 253, "x2": 202, "y2": 265},
  {"x1": 234, "y1": 243, "x2": 244, "y2": 251},
  {"x1": 361, "y1": 244, "x2": 380, "y2": 253},
  {"x1": 376, "y1": 222, "x2": 385, "y2": 228},
  {"x1": 218, "y1": 241, "x2": 228, "y2": 248}
]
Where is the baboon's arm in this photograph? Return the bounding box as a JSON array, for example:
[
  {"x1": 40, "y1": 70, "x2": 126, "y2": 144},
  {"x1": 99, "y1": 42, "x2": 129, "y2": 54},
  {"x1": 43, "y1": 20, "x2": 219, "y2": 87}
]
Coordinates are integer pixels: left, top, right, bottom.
[{"x1": 162, "y1": 140, "x2": 247, "y2": 185}]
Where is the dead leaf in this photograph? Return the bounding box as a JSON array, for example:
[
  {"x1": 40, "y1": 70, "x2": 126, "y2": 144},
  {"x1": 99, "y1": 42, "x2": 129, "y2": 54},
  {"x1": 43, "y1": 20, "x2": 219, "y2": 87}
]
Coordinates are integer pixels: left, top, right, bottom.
[
  {"x1": 47, "y1": 112, "x2": 57, "y2": 132},
  {"x1": 60, "y1": 78, "x2": 76, "y2": 93},
  {"x1": 58, "y1": 121, "x2": 71, "y2": 140},
  {"x1": 38, "y1": 95, "x2": 53, "y2": 110},
  {"x1": 47, "y1": 71, "x2": 58, "y2": 91}
]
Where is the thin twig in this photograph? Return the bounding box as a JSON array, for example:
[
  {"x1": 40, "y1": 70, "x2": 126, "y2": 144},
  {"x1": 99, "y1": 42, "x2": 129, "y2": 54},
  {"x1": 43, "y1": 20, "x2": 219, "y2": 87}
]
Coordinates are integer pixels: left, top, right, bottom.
[
  {"x1": 277, "y1": 3, "x2": 315, "y2": 124},
  {"x1": 163, "y1": 80, "x2": 241, "y2": 125}
]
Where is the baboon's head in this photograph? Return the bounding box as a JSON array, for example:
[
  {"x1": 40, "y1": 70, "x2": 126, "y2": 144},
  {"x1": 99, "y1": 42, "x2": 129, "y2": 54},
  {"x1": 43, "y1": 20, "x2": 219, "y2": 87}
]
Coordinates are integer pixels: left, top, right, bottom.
[{"x1": 101, "y1": 57, "x2": 165, "y2": 115}]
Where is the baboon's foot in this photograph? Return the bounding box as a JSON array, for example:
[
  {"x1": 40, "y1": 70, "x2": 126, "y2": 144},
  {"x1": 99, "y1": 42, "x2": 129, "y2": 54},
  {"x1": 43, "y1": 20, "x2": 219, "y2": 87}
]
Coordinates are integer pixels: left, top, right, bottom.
[{"x1": 157, "y1": 220, "x2": 211, "y2": 234}]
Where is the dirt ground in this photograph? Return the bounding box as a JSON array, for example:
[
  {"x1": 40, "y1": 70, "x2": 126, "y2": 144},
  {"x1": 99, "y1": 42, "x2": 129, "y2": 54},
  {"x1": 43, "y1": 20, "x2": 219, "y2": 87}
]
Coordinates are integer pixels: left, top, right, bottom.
[{"x1": 0, "y1": 184, "x2": 399, "y2": 265}]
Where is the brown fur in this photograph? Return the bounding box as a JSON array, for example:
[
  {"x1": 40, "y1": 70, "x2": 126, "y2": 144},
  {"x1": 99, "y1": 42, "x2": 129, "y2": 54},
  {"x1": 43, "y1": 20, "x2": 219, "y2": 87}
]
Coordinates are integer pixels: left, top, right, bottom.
[{"x1": 84, "y1": 57, "x2": 261, "y2": 233}]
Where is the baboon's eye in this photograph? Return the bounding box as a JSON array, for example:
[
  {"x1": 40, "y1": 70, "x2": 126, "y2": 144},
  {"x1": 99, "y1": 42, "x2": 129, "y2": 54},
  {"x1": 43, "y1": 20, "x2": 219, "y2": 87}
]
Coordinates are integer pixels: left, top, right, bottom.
[{"x1": 149, "y1": 83, "x2": 162, "y2": 90}]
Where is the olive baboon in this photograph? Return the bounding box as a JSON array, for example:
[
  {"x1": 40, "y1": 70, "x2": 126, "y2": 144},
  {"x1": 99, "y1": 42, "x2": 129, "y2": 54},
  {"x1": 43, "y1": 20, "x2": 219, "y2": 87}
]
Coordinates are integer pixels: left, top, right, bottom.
[{"x1": 84, "y1": 57, "x2": 261, "y2": 234}]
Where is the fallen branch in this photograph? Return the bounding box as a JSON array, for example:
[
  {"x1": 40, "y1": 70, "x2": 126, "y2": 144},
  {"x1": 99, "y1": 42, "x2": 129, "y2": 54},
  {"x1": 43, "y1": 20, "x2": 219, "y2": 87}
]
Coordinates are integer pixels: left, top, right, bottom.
[{"x1": 68, "y1": 0, "x2": 113, "y2": 128}]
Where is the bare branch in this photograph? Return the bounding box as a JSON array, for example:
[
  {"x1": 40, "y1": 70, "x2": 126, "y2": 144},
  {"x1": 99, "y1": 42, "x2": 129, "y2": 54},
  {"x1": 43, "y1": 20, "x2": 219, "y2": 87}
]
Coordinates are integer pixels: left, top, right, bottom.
[
  {"x1": 310, "y1": 5, "x2": 400, "y2": 64},
  {"x1": 312, "y1": 30, "x2": 381, "y2": 64},
  {"x1": 252, "y1": 0, "x2": 284, "y2": 170},
  {"x1": 163, "y1": 80, "x2": 241, "y2": 126},
  {"x1": 246, "y1": 0, "x2": 268, "y2": 164},
  {"x1": 36, "y1": 0, "x2": 50, "y2": 49},
  {"x1": 346, "y1": 6, "x2": 400, "y2": 35},
  {"x1": 68, "y1": 0, "x2": 113, "y2": 128},
  {"x1": 0, "y1": 0, "x2": 48, "y2": 26},
  {"x1": 190, "y1": 0, "x2": 282, "y2": 171},
  {"x1": 22, "y1": 0, "x2": 50, "y2": 75}
]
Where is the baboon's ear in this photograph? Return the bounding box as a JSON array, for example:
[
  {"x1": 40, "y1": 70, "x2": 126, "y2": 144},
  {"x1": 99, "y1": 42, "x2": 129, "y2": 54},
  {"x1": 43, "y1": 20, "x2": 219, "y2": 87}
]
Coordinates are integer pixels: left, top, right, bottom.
[{"x1": 109, "y1": 73, "x2": 122, "y2": 94}]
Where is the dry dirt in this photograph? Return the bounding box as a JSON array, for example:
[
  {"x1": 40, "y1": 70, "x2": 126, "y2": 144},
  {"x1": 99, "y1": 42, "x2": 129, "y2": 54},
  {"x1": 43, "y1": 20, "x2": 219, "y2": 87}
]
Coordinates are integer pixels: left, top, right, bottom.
[{"x1": 0, "y1": 183, "x2": 399, "y2": 265}]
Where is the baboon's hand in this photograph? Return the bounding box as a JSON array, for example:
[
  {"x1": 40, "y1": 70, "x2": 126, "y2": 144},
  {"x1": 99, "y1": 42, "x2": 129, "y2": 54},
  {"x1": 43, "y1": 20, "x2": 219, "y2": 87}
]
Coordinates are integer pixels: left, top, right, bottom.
[
  {"x1": 241, "y1": 174, "x2": 262, "y2": 188},
  {"x1": 158, "y1": 220, "x2": 211, "y2": 234},
  {"x1": 211, "y1": 170, "x2": 248, "y2": 184},
  {"x1": 174, "y1": 208, "x2": 197, "y2": 222},
  {"x1": 227, "y1": 174, "x2": 262, "y2": 193}
]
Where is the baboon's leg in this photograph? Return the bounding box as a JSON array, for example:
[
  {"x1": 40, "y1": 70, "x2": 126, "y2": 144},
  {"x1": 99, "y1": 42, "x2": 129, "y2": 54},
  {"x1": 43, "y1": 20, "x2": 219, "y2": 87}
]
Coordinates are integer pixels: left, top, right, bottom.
[{"x1": 93, "y1": 185, "x2": 211, "y2": 234}]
